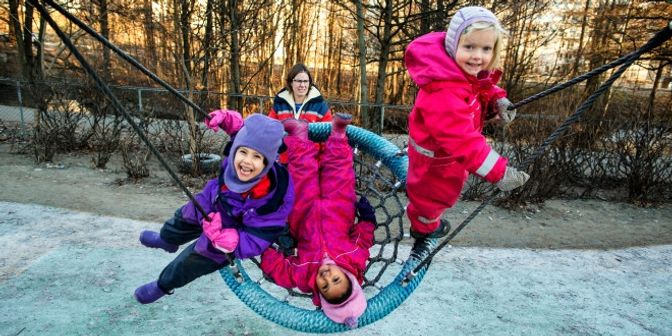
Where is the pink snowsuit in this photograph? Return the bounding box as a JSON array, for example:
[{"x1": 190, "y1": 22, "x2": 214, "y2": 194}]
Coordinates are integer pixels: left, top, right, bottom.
[
  {"x1": 404, "y1": 31, "x2": 509, "y2": 235},
  {"x1": 260, "y1": 133, "x2": 375, "y2": 306}
]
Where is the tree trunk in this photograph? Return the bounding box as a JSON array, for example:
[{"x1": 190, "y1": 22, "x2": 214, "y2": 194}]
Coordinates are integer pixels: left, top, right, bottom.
[
  {"x1": 228, "y1": 0, "x2": 242, "y2": 111},
  {"x1": 99, "y1": 0, "x2": 111, "y2": 81},
  {"x1": 372, "y1": 0, "x2": 393, "y2": 133},
  {"x1": 9, "y1": 0, "x2": 38, "y2": 80},
  {"x1": 201, "y1": 0, "x2": 214, "y2": 92},
  {"x1": 143, "y1": 0, "x2": 158, "y2": 72},
  {"x1": 356, "y1": 0, "x2": 369, "y2": 128},
  {"x1": 647, "y1": 61, "x2": 666, "y2": 117},
  {"x1": 571, "y1": 0, "x2": 591, "y2": 76}
]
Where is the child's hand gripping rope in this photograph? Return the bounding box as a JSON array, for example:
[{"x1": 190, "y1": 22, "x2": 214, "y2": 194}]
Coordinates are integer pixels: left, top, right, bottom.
[
  {"x1": 494, "y1": 98, "x2": 517, "y2": 124},
  {"x1": 205, "y1": 109, "x2": 244, "y2": 135}
]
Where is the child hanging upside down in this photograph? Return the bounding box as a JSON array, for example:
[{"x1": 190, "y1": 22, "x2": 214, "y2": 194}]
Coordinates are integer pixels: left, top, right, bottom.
[{"x1": 260, "y1": 113, "x2": 376, "y2": 329}]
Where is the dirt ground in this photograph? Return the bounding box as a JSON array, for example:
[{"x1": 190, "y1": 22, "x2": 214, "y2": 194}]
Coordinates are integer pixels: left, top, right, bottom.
[
  {"x1": 1, "y1": 142, "x2": 671, "y2": 250},
  {"x1": 1, "y1": 142, "x2": 672, "y2": 335}
]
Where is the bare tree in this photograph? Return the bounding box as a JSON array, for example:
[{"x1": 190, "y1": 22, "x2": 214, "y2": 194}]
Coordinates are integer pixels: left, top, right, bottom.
[{"x1": 9, "y1": 0, "x2": 43, "y2": 80}]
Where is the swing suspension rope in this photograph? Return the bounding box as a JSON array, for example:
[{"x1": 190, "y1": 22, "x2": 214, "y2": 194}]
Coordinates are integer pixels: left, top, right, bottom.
[
  {"x1": 41, "y1": 0, "x2": 207, "y2": 118},
  {"x1": 31, "y1": 0, "x2": 672, "y2": 331}
]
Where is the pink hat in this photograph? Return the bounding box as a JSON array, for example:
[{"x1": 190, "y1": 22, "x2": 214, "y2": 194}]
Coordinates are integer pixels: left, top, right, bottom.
[{"x1": 319, "y1": 269, "x2": 367, "y2": 329}]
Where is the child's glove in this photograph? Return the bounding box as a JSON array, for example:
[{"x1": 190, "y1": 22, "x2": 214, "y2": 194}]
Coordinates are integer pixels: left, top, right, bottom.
[
  {"x1": 496, "y1": 166, "x2": 530, "y2": 192},
  {"x1": 355, "y1": 196, "x2": 376, "y2": 224},
  {"x1": 205, "y1": 109, "x2": 244, "y2": 135},
  {"x1": 272, "y1": 227, "x2": 296, "y2": 257},
  {"x1": 202, "y1": 212, "x2": 239, "y2": 253},
  {"x1": 495, "y1": 98, "x2": 516, "y2": 124}
]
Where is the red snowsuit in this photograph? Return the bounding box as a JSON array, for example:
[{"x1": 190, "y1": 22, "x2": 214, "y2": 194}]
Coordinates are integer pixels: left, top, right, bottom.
[
  {"x1": 260, "y1": 133, "x2": 375, "y2": 306},
  {"x1": 404, "y1": 32, "x2": 509, "y2": 235}
]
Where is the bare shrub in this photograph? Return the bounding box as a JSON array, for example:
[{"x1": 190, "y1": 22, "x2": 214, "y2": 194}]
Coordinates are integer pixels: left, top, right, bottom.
[
  {"x1": 28, "y1": 82, "x2": 92, "y2": 163},
  {"x1": 603, "y1": 97, "x2": 672, "y2": 204},
  {"x1": 78, "y1": 85, "x2": 125, "y2": 169},
  {"x1": 120, "y1": 135, "x2": 151, "y2": 180}
]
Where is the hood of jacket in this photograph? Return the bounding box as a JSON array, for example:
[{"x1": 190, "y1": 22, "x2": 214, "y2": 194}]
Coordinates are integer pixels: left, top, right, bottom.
[{"x1": 405, "y1": 32, "x2": 469, "y2": 88}]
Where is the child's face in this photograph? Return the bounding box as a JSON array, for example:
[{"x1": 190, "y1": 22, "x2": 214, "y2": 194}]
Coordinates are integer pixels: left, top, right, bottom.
[
  {"x1": 454, "y1": 28, "x2": 497, "y2": 77},
  {"x1": 233, "y1": 146, "x2": 266, "y2": 182},
  {"x1": 316, "y1": 264, "x2": 350, "y2": 301}
]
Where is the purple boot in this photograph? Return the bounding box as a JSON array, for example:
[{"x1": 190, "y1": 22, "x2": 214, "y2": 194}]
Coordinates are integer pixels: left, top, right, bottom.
[
  {"x1": 331, "y1": 113, "x2": 352, "y2": 138},
  {"x1": 139, "y1": 230, "x2": 178, "y2": 253},
  {"x1": 282, "y1": 118, "x2": 309, "y2": 140},
  {"x1": 134, "y1": 281, "x2": 166, "y2": 304}
]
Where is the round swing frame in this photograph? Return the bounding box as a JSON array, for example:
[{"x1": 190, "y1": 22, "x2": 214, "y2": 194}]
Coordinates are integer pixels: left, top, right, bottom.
[{"x1": 219, "y1": 123, "x2": 435, "y2": 333}]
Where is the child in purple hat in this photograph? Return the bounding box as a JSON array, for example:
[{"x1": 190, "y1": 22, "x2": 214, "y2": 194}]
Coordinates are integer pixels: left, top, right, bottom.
[{"x1": 134, "y1": 111, "x2": 295, "y2": 304}]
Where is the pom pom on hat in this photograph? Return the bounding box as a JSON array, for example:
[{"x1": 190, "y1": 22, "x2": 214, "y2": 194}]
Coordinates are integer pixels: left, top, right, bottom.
[{"x1": 319, "y1": 269, "x2": 367, "y2": 329}]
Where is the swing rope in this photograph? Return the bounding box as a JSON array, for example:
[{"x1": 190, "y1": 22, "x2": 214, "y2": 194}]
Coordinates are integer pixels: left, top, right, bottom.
[
  {"x1": 41, "y1": 0, "x2": 208, "y2": 119},
  {"x1": 30, "y1": 1, "x2": 211, "y2": 221},
  {"x1": 408, "y1": 22, "x2": 672, "y2": 277}
]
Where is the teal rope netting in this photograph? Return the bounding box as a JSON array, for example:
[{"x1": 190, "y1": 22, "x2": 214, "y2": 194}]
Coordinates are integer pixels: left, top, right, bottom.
[{"x1": 222, "y1": 123, "x2": 436, "y2": 333}]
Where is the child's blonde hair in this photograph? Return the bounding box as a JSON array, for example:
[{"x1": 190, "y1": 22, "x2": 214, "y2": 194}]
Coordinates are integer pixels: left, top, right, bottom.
[
  {"x1": 460, "y1": 21, "x2": 507, "y2": 70},
  {"x1": 444, "y1": 6, "x2": 507, "y2": 70}
]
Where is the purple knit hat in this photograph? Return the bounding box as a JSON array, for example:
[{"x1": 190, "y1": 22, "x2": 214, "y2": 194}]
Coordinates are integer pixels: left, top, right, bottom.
[
  {"x1": 224, "y1": 113, "x2": 284, "y2": 193},
  {"x1": 444, "y1": 6, "x2": 501, "y2": 58}
]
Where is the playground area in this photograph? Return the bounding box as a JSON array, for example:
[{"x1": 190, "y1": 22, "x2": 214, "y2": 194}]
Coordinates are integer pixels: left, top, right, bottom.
[{"x1": 1, "y1": 144, "x2": 671, "y2": 335}]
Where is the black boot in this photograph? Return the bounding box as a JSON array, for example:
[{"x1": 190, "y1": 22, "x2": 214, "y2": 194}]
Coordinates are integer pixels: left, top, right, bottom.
[
  {"x1": 410, "y1": 219, "x2": 451, "y2": 259},
  {"x1": 410, "y1": 219, "x2": 451, "y2": 240}
]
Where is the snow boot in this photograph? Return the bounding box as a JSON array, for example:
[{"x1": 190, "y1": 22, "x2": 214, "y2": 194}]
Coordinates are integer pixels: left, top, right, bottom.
[{"x1": 139, "y1": 230, "x2": 178, "y2": 253}]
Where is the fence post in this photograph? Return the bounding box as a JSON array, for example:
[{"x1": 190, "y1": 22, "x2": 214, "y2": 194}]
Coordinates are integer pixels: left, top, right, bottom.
[
  {"x1": 380, "y1": 105, "x2": 385, "y2": 133},
  {"x1": 16, "y1": 80, "x2": 26, "y2": 139},
  {"x1": 137, "y1": 88, "x2": 143, "y2": 113}
]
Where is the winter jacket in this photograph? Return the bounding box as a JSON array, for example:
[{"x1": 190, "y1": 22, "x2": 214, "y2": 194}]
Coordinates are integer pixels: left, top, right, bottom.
[
  {"x1": 268, "y1": 86, "x2": 332, "y2": 123},
  {"x1": 404, "y1": 31, "x2": 508, "y2": 183},
  {"x1": 180, "y1": 160, "x2": 294, "y2": 262},
  {"x1": 269, "y1": 86, "x2": 333, "y2": 163},
  {"x1": 260, "y1": 135, "x2": 375, "y2": 306}
]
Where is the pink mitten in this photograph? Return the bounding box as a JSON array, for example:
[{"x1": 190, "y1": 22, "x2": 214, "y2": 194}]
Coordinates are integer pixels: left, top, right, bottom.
[
  {"x1": 210, "y1": 228, "x2": 239, "y2": 253},
  {"x1": 202, "y1": 212, "x2": 239, "y2": 253},
  {"x1": 205, "y1": 109, "x2": 244, "y2": 135}
]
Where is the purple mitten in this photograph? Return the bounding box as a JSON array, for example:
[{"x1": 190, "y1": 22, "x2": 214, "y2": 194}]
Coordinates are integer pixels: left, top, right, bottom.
[{"x1": 205, "y1": 109, "x2": 244, "y2": 135}]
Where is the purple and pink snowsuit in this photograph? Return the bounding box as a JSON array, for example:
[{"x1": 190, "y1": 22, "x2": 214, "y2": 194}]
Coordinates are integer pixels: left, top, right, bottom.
[{"x1": 156, "y1": 159, "x2": 294, "y2": 292}]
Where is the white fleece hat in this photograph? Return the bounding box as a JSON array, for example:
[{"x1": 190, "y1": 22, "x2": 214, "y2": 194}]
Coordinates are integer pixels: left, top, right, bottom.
[{"x1": 444, "y1": 6, "x2": 501, "y2": 58}]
